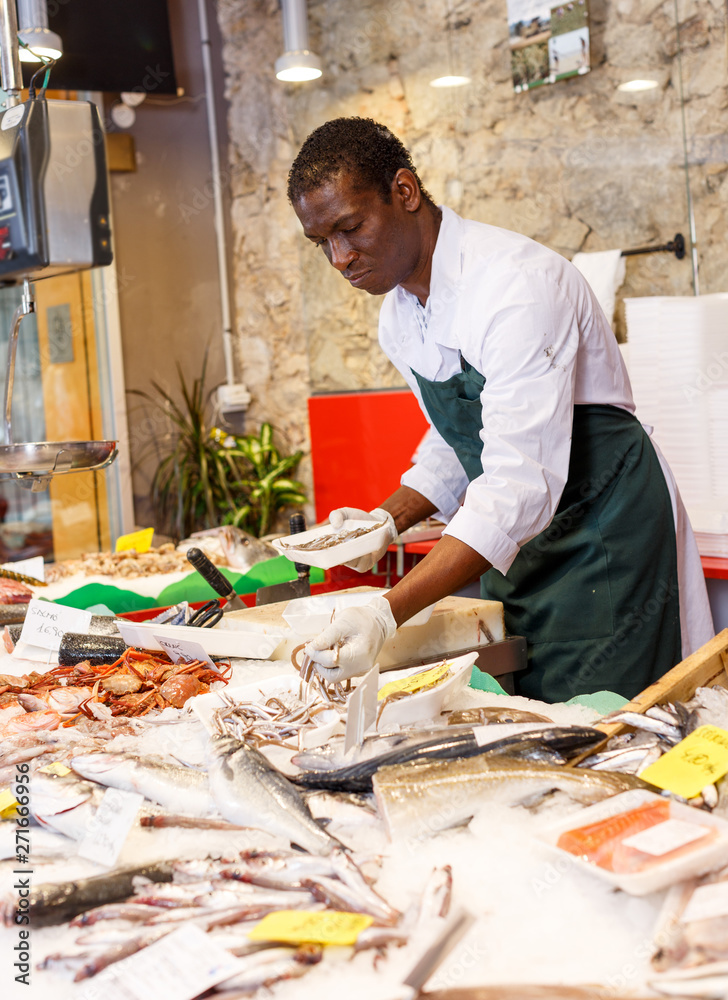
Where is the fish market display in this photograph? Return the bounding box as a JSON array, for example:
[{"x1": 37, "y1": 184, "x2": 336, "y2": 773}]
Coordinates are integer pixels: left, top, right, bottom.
[
  {"x1": 281, "y1": 521, "x2": 386, "y2": 552},
  {"x1": 374, "y1": 755, "x2": 652, "y2": 840},
  {"x1": 44, "y1": 543, "x2": 209, "y2": 583},
  {"x1": 206, "y1": 734, "x2": 339, "y2": 854},
  {"x1": 177, "y1": 525, "x2": 278, "y2": 573},
  {"x1": 295, "y1": 725, "x2": 606, "y2": 793}
]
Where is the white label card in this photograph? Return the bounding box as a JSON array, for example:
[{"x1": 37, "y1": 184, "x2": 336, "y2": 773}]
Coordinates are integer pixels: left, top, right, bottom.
[
  {"x1": 78, "y1": 924, "x2": 244, "y2": 1000},
  {"x1": 344, "y1": 665, "x2": 379, "y2": 753},
  {"x1": 682, "y1": 880, "x2": 728, "y2": 924},
  {"x1": 621, "y1": 819, "x2": 710, "y2": 857},
  {"x1": 1, "y1": 104, "x2": 24, "y2": 131},
  {"x1": 19, "y1": 599, "x2": 92, "y2": 652},
  {"x1": 78, "y1": 787, "x2": 143, "y2": 867},
  {"x1": 153, "y1": 635, "x2": 217, "y2": 672}
]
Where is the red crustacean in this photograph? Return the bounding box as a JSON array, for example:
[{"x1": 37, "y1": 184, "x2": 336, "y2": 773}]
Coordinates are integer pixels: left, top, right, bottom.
[{"x1": 37, "y1": 648, "x2": 230, "y2": 722}]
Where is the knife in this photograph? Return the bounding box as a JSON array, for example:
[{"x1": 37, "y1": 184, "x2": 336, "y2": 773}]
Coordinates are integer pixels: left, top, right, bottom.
[
  {"x1": 186, "y1": 547, "x2": 246, "y2": 611},
  {"x1": 255, "y1": 512, "x2": 311, "y2": 606}
]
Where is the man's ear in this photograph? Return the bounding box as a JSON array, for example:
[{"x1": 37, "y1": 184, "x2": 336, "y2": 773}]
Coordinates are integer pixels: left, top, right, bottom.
[{"x1": 392, "y1": 168, "x2": 422, "y2": 213}]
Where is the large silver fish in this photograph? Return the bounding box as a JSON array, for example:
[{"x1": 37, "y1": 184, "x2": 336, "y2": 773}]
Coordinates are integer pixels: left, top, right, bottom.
[
  {"x1": 206, "y1": 734, "x2": 339, "y2": 855},
  {"x1": 70, "y1": 752, "x2": 214, "y2": 817},
  {"x1": 373, "y1": 754, "x2": 653, "y2": 840}
]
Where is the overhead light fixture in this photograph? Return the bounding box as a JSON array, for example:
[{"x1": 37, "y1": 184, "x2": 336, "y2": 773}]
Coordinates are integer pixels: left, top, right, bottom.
[
  {"x1": 275, "y1": 0, "x2": 321, "y2": 83},
  {"x1": 429, "y1": 1, "x2": 470, "y2": 90},
  {"x1": 17, "y1": 0, "x2": 62, "y2": 63},
  {"x1": 430, "y1": 75, "x2": 471, "y2": 89},
  {"x1": 617, "y1": 78, "x2": 659, "y2": 93}
]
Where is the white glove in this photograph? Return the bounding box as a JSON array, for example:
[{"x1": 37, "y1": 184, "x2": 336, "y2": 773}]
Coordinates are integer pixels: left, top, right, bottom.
[
  {"x1": 303, "y1": 595, "x2": 397, "y2": 683},
  {"x1": 328, "y1": 506, "x2": 398, "y2": 573}
]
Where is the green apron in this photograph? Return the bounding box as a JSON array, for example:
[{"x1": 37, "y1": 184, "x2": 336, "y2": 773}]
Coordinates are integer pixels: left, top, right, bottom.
[{"x1": 411, "y1": 360, "x2": 682, "y2": 703}]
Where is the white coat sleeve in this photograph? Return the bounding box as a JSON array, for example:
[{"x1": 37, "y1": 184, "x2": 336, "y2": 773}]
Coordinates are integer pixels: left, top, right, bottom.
[{"x1": 443, "y1": 267, "x2": 581, "y2": 575}]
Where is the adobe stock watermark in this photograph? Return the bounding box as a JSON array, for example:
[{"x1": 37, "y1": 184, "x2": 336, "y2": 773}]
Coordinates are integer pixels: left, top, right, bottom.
[{"x1": 681, "y1": 351, "x2": 728, "y2": 401}]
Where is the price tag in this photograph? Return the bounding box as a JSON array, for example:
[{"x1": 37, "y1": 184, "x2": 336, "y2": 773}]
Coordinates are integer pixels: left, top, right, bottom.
[
  {"x1": 78, "y1": 924, "x2": 243, "y2": 1000},
  {"x1": 115, "y1": 527, "x2": 154, "y2": 554},
  {"x1": 1, "y1": 555, "x2": 44, "y2": 582},
  {"x1": 38, "y1": 761, "x2": 72, "y2": 776},
  {"x1": 682, "y1": 881, "x2": 728, "y2": 924},
  {"x1": 621, "y1": 818, "x2": 711, "y2": 856},
  {"x1": 78, "y1": 787, "x2": 143, "y2": 867},
  {"x1": 344, "y1": 665, "x2": 378, "y2": 753},
  {"x1": 0, "y1": 789, "x2": 18, "y2": 818},
  {"x1": 248, "y1": 909, "x2": 374, "y2": 946},
  {"x1": 377, "y1": 662, "x2": 452, "y2": 702},
  {"x1": 640, "y1": 725, "x2": 728, "y2": 799},
  {"x1": 153, "y1": 635, "x2": 217, "y2": 672},
  {"x1": 19, "y1": 599, "x2": 92, "y2": 652}
]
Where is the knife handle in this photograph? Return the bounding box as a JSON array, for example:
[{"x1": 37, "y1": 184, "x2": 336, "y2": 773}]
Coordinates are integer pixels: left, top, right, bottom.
[
  {"x1": 186, "y1": 547, "x2": 236, "y2": 601},
  {"x1": 289, "y1": 513, "x2": 309, "y2": 578}
]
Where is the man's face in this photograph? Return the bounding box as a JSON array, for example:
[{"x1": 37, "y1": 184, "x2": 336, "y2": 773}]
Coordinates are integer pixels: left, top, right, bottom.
[{"x1": 292, "y1": 170, "x2": 421, "y2": 296}]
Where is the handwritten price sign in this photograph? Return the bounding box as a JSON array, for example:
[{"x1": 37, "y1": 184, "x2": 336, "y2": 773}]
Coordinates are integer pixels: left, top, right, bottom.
[
  {"x1": 641, "y1": 724, "x2": 728, "y2": 798},
  {"x1": 19, "y1": 599, "x2": 92, "y2": 652}
]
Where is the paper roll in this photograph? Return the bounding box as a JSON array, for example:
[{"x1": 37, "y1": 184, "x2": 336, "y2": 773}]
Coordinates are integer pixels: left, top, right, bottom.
[{"x1": 571, "y1": 249, "x2": 626, "y2": 326}]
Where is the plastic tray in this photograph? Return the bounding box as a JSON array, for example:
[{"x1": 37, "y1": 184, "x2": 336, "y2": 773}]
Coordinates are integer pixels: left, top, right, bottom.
[
  {"x1": 116, "y1": 619, "x2": 287, "y2": 660},
  {"x1": 537, "y1": 789, "x2": 728, "y2": 896},
  {"x1": 375, "y1": 651, "x2": 479, "y2": 729},
  {"x1": 190, "y1": 675, "x2": 341, "y2": 748},
  {"x1": 271, "y1": 519, "x2": 390, "y2": 570},
  {"x1": 281, "y1": 590, "x2": 435, "y2": 637}
]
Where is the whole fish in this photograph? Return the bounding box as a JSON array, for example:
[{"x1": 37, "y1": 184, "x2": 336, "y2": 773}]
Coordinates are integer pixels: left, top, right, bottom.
[
  {"x1": 304, "y1": 873, "x2": 399, "y2": 924},
  {"x1": 0, "y1": 862, "x2": 174, "y2": 927},
  {"x1": 206, "y1": 734, "x2": 339, "y2": 855},
  {"x1": 70, "y1": 752, "x2": 214, "y2": 816},
  {"x1": 291, "y1": 729, "x2": 471, "y2": 772},
  {"x1": 294, "y1": 726, "x2": 605, "y2": 794},
  {"x1": 373, "y1": 755, "x2": 654, "y2": 840},
  {"x1": 600, "y1": 710, "x2": 683, "y2": 743},
  {"x1": 29, "y1": 770, "x2": 102, "y2": 841},
  {"x1": 215, "y1": 944, "x2": 322, "y2": 995},
  {"x1": 446, "y1": 707, "x2": 552, "y2": 726}
]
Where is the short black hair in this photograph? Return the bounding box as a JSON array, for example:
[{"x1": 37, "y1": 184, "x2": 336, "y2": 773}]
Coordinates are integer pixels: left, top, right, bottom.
[{"x1": 287, "y1": 117, "x2": 435, "y2": 207}]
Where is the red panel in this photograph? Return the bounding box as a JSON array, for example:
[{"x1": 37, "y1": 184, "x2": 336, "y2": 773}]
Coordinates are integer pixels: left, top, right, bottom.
[
  {"x1": 701, "y1": 556, "x2": 728, "y2": 580},
  {"x1": 308, "y1": 390, "x2": 429, "y2": 521}
]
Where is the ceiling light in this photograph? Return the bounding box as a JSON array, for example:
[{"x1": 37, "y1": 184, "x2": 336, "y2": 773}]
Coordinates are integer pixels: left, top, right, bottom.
[
  {"x1": 430, "y1": 75, "x2": 471, "y2": 88},
  {"x1": 17, "y1": 0, "x2": 62, "y2": 62},
  {"x1": 617, "y1": 78, "x2": 659, "y2": 93},
  {"x1": 275, "y1": 0, "x2": 322, "y2": 83}
]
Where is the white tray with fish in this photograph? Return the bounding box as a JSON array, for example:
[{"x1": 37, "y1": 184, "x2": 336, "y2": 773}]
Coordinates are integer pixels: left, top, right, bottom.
[
  {"x1": 116, "y1": 619, "x2": 287, "y2": 659},
  {"x1": 271, "y1": 518, "x2": 391, "y2": 570},
  {"x1": 282, "y1": 589, "x2": 435, "y2": 637},
  {"x1": 538, "y1": 789, "x2": 728, "y2": 896},
  {"x1": 190, "y1": 675, "x2": 342, "y2": 749},
  {"x1": 375, "y1": 651, "x2": 479, "y2": 729}
]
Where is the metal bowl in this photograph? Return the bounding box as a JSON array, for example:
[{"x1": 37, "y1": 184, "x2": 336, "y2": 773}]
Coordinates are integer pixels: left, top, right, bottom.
[{"x1": 0, "y1": 440, "x2": 117, "y2": 484}]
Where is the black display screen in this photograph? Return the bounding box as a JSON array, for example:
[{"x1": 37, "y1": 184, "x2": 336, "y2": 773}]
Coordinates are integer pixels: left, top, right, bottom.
[{"x1": 22, "y1": 0, "x2": 178, "y2": 95}]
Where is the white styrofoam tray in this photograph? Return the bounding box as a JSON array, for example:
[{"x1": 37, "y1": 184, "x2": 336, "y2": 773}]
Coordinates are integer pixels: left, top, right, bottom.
[
  {"x1": 537, "y1": 789, "x2": 728, "y2": 896},
  {"x1": 281, "y1": 590, "x2": 435, "y2": 637},
  {"x1": 271, "y1": 519, "x2": 390, "y2": 570},
  {"x1": 116, "y1": 619, "x2": 288, "y2": 660},
  {"x1": 375, "y1": 651, "x2": 478, "y2": 729}
]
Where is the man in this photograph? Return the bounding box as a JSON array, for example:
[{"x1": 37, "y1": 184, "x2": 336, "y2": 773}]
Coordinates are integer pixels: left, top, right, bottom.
[{"x1": 288, "y1": 117, "x2": 713, "y2": 702}]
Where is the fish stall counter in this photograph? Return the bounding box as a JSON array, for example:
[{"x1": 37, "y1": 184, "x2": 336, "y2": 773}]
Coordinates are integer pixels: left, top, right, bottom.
[{"x1": 2, "y1": 584, "x2": 728, "y2": 999}]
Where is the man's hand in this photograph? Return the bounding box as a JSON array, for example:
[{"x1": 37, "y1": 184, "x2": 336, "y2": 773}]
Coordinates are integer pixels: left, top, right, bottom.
[
  {"x1": 303, "y1": 595, "x2": 397, "y2": 683},
  {"x1": 328, "y1": 507, "x2": 397, "y2": 572}
]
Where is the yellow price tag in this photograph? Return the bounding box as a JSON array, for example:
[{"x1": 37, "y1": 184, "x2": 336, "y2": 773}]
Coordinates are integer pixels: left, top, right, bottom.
[
  {"x1": 378, "y1": 662, "x2": 451, "y2": 702},
  {"x1": 0, "y1": 789, "x2": 18, "y2": 819},
  {"x1": 38, "y1": 762, "x2": 72, "y2": 777},
  {"x1": 115, "y1": 527, "x2": 154, "y2": 554},
  {"x1": 640, "y1": 724, "x2": 728, "y2": 799},
  {"x1": 248, "y1": 910, "x2": 373, "y2": 946}
]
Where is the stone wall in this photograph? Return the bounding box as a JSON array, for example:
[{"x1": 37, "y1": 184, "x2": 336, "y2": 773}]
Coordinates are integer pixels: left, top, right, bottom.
[{"x1": 216, "y1": 0, "x2": 728, "y2": 511}]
